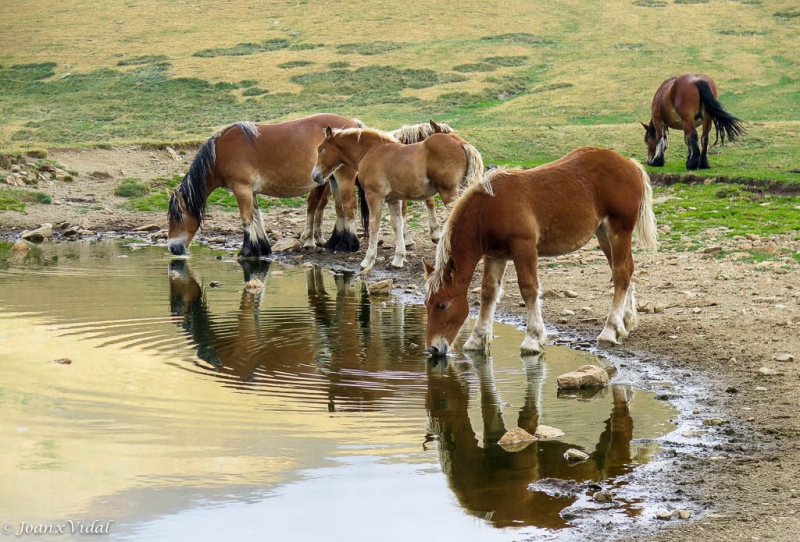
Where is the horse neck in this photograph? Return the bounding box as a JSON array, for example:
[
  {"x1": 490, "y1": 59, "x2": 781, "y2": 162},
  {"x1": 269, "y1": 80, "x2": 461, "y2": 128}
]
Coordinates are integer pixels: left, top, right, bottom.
[
  {"x1": 335, "y1": 132, "x2": 392, "y2": 168},
  {"x1": 444, "y1": 202, "x2": 485, "y2": 295}
]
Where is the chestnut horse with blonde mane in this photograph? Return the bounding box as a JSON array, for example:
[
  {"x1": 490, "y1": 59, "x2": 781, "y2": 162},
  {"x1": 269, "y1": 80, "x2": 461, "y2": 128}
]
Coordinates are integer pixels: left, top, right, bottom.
[
  {"x1": 424, "y1": 147, "x2": 658, "y2": 356},
  {"x1": 311, "y1": 125, "x2": 484, "y2": 269},
  {"x1": 642, "y1": 74, "x2": 745, "y2": 170},
  {"x1": 167, "y1": 114, "x2": 363, "y2": 258}
]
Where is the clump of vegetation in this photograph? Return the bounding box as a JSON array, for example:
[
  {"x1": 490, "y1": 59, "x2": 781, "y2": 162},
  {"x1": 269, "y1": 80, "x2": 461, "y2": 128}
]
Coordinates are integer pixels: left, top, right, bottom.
[
  {"x1": 483, "y1": 56, "x2": 528, "y2": 67},
  {"x1": 453, "y1": 63, "x2": 496, "y2": 73},
  {"x1": 328, "y1": 61, "x2": 350, "y2": 69},
  {"x1": 480, "y1": 33, "x2": 557, "y2": 46},
  {"x1": 114, "y1": 178, "x2": 149, "y2": 198},
  {"x1": 117, "y1": 55, "x2": 169, "y2": 66},
  {"x1": 278, "y1": 60, "x2": 314, "y2": 69},
  {"x1": 242, "y1": 87, "x2": 268, "y2": 96},
  {"x1": 774, "y1": 9, "x2": 800, "y2": 19},
  {"x1": 0, "y1": 188, "x2": 51, "y2": 211},
  {"x1": 289, "y1": 43, "x2": 323, "y2": 51},
  {"x1": 194, "y1": 39, "x2": 290, "y2": 58},
  {"x1": 674, "y1": 0, "x2": 709, "y2": 4},
  {"x1": 715, "y1": 184, "x2": 743, "y2": 198},
  {"x1": 633, "y1": 0, "x2": 667, "y2": 7},
  {"x1": 336, "y1": 41, "x2": 403, "y2": 55}
]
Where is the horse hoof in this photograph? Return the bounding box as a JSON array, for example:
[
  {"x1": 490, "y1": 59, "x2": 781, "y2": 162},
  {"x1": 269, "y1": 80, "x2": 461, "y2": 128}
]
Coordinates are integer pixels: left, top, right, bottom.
[
  {"x1": 324, "y1": 230, "x2": 360, "y2": 252},
  {"x1": 597, "y1": 327, "x2": 621, "y2": 345},
  {"x1": 463, "y1": 335, "x2": 490, "y2": 352},
  {"x1": 390, "y1": 259, "x2": 406, "y2": 269},
  {"x1": 520, "y1": 336, "x2": 543, "y2": 354}
]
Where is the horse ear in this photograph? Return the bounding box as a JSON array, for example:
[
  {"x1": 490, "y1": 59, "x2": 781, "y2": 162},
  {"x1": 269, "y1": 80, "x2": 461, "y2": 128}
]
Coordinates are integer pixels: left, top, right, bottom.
[
  {"x1": 446, "y1": 256, "x2": 457, "y2": 282},
  {"x1": 640, "y1": 122, "x2": 650, "y2": 131},
  {"x1": 429, "y1": 119, "x2": 442, "y2": 132},
  {"x1": 325, "y1": 126, "x2": 333, "y2": 138},
  {"x1": 422, "y1": 258, "x2": 435, "y2": 278},
  {"x1": 166, "y1": 188, "x2": 173, "y2": 198}
]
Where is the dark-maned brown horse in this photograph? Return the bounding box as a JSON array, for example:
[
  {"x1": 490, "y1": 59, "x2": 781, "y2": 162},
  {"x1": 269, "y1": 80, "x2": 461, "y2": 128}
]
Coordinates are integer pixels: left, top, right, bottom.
[
  {"x1": 311, "y1": 125, "x2": 484, "y2": 270},
  {"x1": 424, "y1": 147, "x2": 658, "y2": 356},
  {"x1": 642, "y1": 74, "x2": 745, "y2": 170},
  {"x1": 167, "y1": 114, "x2": 363, "y2": 258}
]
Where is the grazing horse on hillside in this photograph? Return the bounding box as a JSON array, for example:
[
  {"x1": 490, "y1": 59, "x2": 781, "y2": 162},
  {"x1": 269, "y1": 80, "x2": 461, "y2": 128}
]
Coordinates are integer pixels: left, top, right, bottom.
[
  {"x1": 642, "y1": 74, "x2": 745, "y2": 170},
  {"x1": 167, "y1": 114, "x2": 363, "y2": 258},
  {"x1": 311, "y1": 126, "x2": 484, "y2": 269},
  {"x1": 424, "y1": 147, "x2": 658, "y2": 356}
]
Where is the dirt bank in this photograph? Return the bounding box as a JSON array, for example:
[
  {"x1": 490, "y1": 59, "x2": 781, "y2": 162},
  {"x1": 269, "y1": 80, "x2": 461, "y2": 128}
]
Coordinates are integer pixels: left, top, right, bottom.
[{"x1": 2, "y1": 146, "x2": 800, "y2": 540}]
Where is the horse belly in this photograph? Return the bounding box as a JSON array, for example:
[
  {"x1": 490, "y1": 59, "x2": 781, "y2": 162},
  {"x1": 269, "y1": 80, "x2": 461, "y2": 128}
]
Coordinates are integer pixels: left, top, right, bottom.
[
  {"x1": 253, "y1": 173, "x2": 316, "y2": 198},
  {"x1": 536, "y1": 216, "x2": 600, "y2": 258}
]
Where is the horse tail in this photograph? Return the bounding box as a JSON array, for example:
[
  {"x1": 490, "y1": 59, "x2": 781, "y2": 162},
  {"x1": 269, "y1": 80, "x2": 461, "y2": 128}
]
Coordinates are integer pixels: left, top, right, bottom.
[
  {"x1": 461, "y1": 142, "x2": 491, "y2": 195},
  {"x1": 696, "y1": 81, "x2": 746, "y2": 145},
  {"x1": 170, "y1": 122, "x2": 259, "y2": 226},
  {"x1": 630, "y1": 159, "x2": 658, "y2": 252}
]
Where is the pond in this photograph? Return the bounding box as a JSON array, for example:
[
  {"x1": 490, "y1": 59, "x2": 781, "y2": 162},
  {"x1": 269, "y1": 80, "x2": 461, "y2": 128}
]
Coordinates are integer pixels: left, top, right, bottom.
[{"x1": 0, "y1": 240, "x2": 677, "y2": 540}]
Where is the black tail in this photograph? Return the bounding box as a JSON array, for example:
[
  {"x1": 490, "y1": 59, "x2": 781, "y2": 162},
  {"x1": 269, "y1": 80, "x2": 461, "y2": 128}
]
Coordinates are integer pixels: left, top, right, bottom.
[
  {"x1": 358, "y1": 177, "x2": 369, "y2": 239},
  {"x1": 696, "y1": 80, "x2": 746, "y2": 145}
]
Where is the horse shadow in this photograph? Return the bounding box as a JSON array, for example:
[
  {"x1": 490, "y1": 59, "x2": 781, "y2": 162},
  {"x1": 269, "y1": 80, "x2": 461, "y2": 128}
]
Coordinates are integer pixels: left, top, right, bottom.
[{"x1": 425, "y1": 353, "x2": 636, "y2": 529}]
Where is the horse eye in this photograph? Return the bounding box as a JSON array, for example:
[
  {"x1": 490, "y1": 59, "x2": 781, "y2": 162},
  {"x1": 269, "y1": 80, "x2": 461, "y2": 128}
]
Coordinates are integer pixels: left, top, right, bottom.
[
  {"x1": 317, "y1": 147, "x2": 323, "y2": 154},
  {"x1": 438, "y1": 302, "x2": 449, "y2": 311}
]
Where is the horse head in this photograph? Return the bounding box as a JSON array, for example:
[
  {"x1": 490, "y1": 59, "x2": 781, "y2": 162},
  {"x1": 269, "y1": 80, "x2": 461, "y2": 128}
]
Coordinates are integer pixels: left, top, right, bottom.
[
  {"x1": 424, "y1": 257, "x2": 470, "y2": 357},
  {"x1": 167, "y1": 188, "x2": 201, "y2": 256},
  {"x1": 311, "y1": 126, "x2": 344, "y2": 185},
  {"x1": 641, "y1": 121, "x2": 665, "y2": 167}
]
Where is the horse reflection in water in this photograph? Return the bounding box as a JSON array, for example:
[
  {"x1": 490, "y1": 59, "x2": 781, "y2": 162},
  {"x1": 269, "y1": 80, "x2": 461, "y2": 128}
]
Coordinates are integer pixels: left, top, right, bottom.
[
  {"x1": 426, "y1": 355, "x2": 638, "y2": 529},
  {"x1": 168, "y1": 260, "x2": 427, "y2": 410}
]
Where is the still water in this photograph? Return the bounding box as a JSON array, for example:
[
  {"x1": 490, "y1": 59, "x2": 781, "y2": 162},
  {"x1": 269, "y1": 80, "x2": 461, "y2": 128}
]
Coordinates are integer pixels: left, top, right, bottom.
[{"x1": 0, "y1": 240, "x2": 676, "y2": 540}]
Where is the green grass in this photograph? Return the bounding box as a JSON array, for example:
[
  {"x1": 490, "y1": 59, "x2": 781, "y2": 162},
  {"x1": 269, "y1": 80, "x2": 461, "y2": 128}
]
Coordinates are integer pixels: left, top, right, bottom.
[
  {"x1": 193, "y1": 39, "x2": 290, "y2": 58},
  {"x1": 114, "y1": 178, "x2": 149, "y2": 198},
  {"x1": 0, "y1": 188, "x2": 51, "y2": 211}
]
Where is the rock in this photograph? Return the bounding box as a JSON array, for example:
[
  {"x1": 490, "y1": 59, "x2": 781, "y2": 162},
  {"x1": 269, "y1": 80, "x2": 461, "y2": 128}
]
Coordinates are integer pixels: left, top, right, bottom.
[
  {"x1": 563, "y1": 448, "x2": 590, "y2": 462},
  {"x1": 542, "y1": 289, "x2": 564, "y2": 299},
  {"x1": 725, "y1": 386, "x2": 738, "y2": 394},
  {"x1": 563, "y1": 290, "x2": 579, "y2": 298},
  {"x1": 498, "y1": 427, "x2": 536, "y2": 445},
  {"x1": 169, "y1": 270, "x2": 181, "y2": 279},
  {"x1": 368, "y1": 279, "x2": 393, "y2": 296},
  {"x1": 166, "y1": 146, "x2": 181, "y2": 161},
  {"x1": 244, "y1": 278, "x2": 264, "y2": 293},
  {"x1": 675, "y1": 509, "x2": 691, "y2": 519},
  {"x1": 470, "y1": 287, "x2": 481, "y2": 293},
  {"x1": 149, "y1": 230, "x2": 168, "y2": 241},
  {"x1": 5, "y1": 173, "x2": 25, "y2": 186},
  {"x1": 654, "y1": 303, "x2": 666, "y2": 313},
  {"x1": 758, "y1": 367, "x2": 777, "y2": 376},
  {"x1": 50, "y1": 358, "x2": 72, "y2": 365},
  {"x1": 273, "y1": 237, "x2": 301, "y2": 252},
  {"x1": 702, "y1": 417, "x2": 727, "y2": 426},
  {"x1": 593, "y1": 490, "x2": 613, "y2": 503},
  {"x1": 11, "y1": 239, "x2": 30, "y2": 252},
  {"x1": 132, "y1": 224, "x2": 161, "y2": 232},
  {"x1": 702, "y1": 245, "x2": 722, "y2": 254},
  {"x1": 21, "y1": 223, "x2": 53, "y2": 241},
  {"x1": 359, "y1": 267, "x2": 372, "y2": 276},
  {"x1": 528, "y1": 478, "x2": 585, "y2": 498},
  {"x1": 208, "y1": 281, "x2": 224, "y2": 288},
  {"x1": 774, "y1": 353, "x2": 794, "y2": 363},
  {"x1": 534, "y1": 425, "x2": 565, "y2": 439},
  {"x1": 557, "y1": 365, "x2": 609, "y2": 389},
  {"x1": 205, "y1": 236, "x2": 226, "y2": 243},
  {"x1": 656, "y1": 510, "x2": 673, "y2": 520},
  {"x1": 562, "y1": 309, "x2": 575, "y2": 316},
  {"x1": 637, "y1": 301, "x2": 654, "y2": 313}
]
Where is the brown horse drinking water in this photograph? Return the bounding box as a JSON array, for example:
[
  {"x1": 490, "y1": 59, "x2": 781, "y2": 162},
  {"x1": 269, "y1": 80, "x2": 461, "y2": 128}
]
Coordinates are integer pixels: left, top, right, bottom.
[
  {"x1": 424, "y1": 147, "x2": 658, "y2": 356},
  {"x1": 642, "y1": 74, "x2": 745, "y2": 170},
  {"x1": 167, "y1": 114, "x2": 363, "y2": 258},
  {"x1": 311, "y1": 125, "x2": 484, "y2": 269}
]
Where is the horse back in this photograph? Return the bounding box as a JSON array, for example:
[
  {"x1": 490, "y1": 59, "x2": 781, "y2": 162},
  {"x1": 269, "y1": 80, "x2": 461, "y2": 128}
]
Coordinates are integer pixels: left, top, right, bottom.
[{"x1": 654, "y1": 74, "x2": 718, "y2": 129}]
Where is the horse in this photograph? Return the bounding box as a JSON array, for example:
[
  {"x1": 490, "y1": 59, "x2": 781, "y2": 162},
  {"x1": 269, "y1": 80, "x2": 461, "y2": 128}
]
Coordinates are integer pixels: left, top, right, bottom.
[
  {"x1": 423, "y1": 147, "x2": 658, "y2": 356},
  {"x1": 311, "y1": 125, "x2": 484, "y2": 270},
  {"x1": 167, "y1": 113, "x2": 363, "y2": 258},
  {"x1": 642, "y1": 74, "x2": 746, "y2": 170}
]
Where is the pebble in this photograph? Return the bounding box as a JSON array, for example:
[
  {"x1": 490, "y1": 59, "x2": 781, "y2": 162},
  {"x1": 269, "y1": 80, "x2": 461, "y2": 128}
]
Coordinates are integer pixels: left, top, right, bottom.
[
  {"x1": 593, "y1": 490, "x2": 613, "y2": 503},
  {"x1": 758, "y1": 367, "x2": 777, "y2": 376},
  {"x1": 564, "y1": 290, "x2": 579, "y2": 298},
  {"x1": 534, "y1": 425, "x2": 565, "y2": 439},
  {"x1": 244, "y1": 278, "x2": 265, "y2": 293},
  {"x1": 675, "y1": 509, "x2": 691, "y2": 519},
  {"x1": 208, "y1": 281, "x2": 224, "y2": 288},
  {"x1": 169, "y1": 270, "x2": 181, "y2": 279},
  {"x1": 557, "y1": 365, "x2": 609, "y2": 389},
  {"x1": 50, "y1": 358, "x2": 72, "y2": 365},
  {"x1": 563, "y1": 448, "x2": 589, "y2": 462},
  {"x1": 367, "y1": 279, "x2": 393, "y2": 296},
  {"x1": 774, "y1": 353, "x2": 794, "y2": 363},
  {"x1": 702, "y1": 417, "x2": 727, "y2": 426}
]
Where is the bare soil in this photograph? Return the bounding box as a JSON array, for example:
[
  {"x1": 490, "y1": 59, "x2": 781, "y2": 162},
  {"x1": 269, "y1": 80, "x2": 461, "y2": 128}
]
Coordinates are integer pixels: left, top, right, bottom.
[{"x1": 3, "y1": 147, "x2": 800, "y2": 540}]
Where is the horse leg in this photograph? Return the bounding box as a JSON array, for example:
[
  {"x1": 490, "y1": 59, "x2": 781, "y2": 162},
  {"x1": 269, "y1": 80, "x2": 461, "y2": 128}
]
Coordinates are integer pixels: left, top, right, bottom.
[
  {"x1": 464, "y1": 256, "x2": 507, "y2": 353},
  {"x1": 324, "y1": 171, "x2": 360, "y2": 252},
  {"x1": 401, "y1": 200, "x2": 417, "y2": 251},
  {"x1": 511, "y1": 241, "x2": 547, "y2": 354},
  {"x1": 235, "y1": 188, "x2": 272, "y2": 259},
  {"x1": 387, "y1": 200, "x2": 407, "y2": 268},
  {"x1": 597, "y1": 223, "x2": 634, "y2": 345},
  {"x1": 301, "y1": 184, "x2": 329, "y2": 249},
  {"x1": 360, "y1": 193, "x2": 384, "y2": 269},
  {"x1": 424, "y1": 197, "x2": 442, "y2": 243},
  {"x1": 597, "y1": 225, "x2": 638, "y2": 333},
  {"x1": 699, "y1": 116, "x2": 712, "y2": 169},
  {"x1": 683, "y1": 120, "x2": 701, "y2": 170}
]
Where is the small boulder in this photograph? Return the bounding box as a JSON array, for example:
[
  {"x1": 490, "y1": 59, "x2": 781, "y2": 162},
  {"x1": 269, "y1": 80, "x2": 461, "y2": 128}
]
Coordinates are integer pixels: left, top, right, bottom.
[
  {"x1": 133, "y1": 224, "x2": 160, "y2": 232},
  {"x1": 563, "y1": 290, "x2": 579, "y2": 299},
  {"x1": 21, "y1": 223, "x2": 53, "y2": 242},
  {"x1": 542, "y1": 289, "x2": 564, "y2": 299},
  {"x1": 563, "y1": 448, "x2": 589, "y2": 462},
  {"x1": 557, "y1": 365, "x2": 609, "y2": 389},
  {"x1": 674, "y1": 510, "x2": 691, "y2": 519},
  {"x1": 656, "y1": 511, "x2": 673, "y2": 520},
  {"x1": 368, "y1": 279, "x2": 393, "y2": 296},
  {"x1": 498, "y1": 427, "x2": 537, "y2": 452},
  {"x1": 166, "y1": 146, "x2": 181, "y2": 162},
  {"x1": 273, "y1": 237, "x2": 302, "y2": 252},
  {"x1": 50, "y1": 358, "x2": 73, "y2": 365},
  {"x1": 208, "y1": 281, "x2": 224, "y2": 288},
  {"x1": 534, "y1": 425, "x2": 565, "y2": 439},
  {"x1": 774, "y1": 353, "x2": 794, "y2": 363},
  {"x1": 593, "y1": 490, "x2": 613, "y2": 503},
  {"x1": 11, "y1": 239, "x2": 30, "y2": 252},
  {"x1": 245, "y1": 278, "x2": 264, "y2": 293}
]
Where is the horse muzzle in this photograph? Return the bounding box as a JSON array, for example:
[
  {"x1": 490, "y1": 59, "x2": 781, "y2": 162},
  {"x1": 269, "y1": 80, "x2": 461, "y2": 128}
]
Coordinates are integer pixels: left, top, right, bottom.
[
  {"x1": 427, "y1": 338, "x2": 450, "y2": 357},
  {"x1": 310, "y1": 166, "x2": 326, "y2": 185},
  {"x1": 168, "y1": 238, "x2": 188, "y2": 256}
]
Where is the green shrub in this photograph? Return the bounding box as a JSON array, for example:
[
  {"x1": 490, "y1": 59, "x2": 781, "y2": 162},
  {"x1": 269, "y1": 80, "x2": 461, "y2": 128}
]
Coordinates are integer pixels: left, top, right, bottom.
[{"x1": 114, "y1": 178, "x2": 149, "y2": 198}]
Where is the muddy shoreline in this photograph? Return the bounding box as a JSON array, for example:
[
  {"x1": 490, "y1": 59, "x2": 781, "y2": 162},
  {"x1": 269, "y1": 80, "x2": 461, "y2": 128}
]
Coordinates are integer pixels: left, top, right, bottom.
[{"x1": 2, "y1": 147, "x2": 800, "y2": 540}]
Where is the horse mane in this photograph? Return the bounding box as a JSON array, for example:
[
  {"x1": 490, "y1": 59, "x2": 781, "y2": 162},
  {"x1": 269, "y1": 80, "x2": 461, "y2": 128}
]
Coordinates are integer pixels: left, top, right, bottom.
[
  {"x1": 390, "y1": 121, "x2": 453, "y2": 144},
  {"x1": 425, "y1": 168, "x2": 497, "y2": 294},
  {"x1": 332, "y1": 127, "x2": 400, "y2": 144},
  {"x1": 169, "y1": 121, "x2": 259, "y2": 225}
]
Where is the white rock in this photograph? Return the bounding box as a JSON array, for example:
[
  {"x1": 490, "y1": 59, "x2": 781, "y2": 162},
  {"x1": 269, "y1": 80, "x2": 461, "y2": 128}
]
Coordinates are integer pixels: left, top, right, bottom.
[
  {"x1": 774, "y1": 353, "x2": 794, "y2": 363},
  {"x1": 557, "y1": 365, "x2": 609, "y2": 389},
  {"x1": 368, "y1": 279, "x2": 393, "y2": 296},
  {"x1": 534, "y1": 425, "x2": 565, "y2": 439},
  {"x1": 21, "y1": 223, "x2": 53, "y2": 241},
  {"x1": 244, "y1": 278, "x2": 264, "y2": 293},
  {"x1": 563, "y1": 448, "x2": 589, "y2": 462},
  {"x1": 273, "y1": 237, "x2": 301, "y2": 252}
]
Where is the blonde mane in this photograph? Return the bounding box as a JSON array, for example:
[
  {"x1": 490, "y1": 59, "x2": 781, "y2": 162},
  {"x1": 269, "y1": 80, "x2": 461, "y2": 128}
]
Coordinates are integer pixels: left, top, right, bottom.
[
  {"x1": 390, "y1": 121, "x2": 453, "y2": 144},
  {"x1": 425, "y1": 168, "x2": 498, "y2": 294},
  {"x1": 332, "y1": 127, "x2": 399, "y2": 144}
]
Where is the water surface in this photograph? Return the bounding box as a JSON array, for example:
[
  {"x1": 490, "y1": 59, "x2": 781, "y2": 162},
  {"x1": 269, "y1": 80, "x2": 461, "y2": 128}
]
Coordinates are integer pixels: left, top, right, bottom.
[{"x1": 0, "y1": 241, "x2": 676, "y2": 540}]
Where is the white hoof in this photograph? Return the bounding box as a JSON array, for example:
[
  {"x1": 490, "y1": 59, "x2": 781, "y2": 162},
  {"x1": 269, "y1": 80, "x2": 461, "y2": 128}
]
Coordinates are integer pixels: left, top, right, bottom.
[
  {"x1": 597, "y1": 326, "x2": 624, "y2": 345},
  {"x1": 390, "y1": 257, "x2": 406, "y2": 269},
  {"x1": 360, "y1": 257, "x2": 375, "y2": 269},
  {"x1": 520, "y1": 335, "x2": 543, "y2": 354},
  {"x1": 464, "y1": 334, "x2": 490, "y2": 352},
  {"x1": 404, "y1": 237, "x2": 417, "y2": 251}
]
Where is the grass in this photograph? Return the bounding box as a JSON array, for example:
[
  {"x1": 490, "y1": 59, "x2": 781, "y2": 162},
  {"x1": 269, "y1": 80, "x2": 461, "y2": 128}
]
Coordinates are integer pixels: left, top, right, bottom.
[
  {"x1": 114, "y1": 178, "x2": 149, "y2": 198},
  {"x1": 0, "y1": 188, "x2": 51, "y2": 211}
]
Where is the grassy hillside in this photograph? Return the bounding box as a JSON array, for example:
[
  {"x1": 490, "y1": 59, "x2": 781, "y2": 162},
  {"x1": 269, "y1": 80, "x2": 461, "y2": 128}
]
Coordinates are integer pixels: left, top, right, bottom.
[{"x1": 0, "y1": 0, "x2": 798, "y2": 180}]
